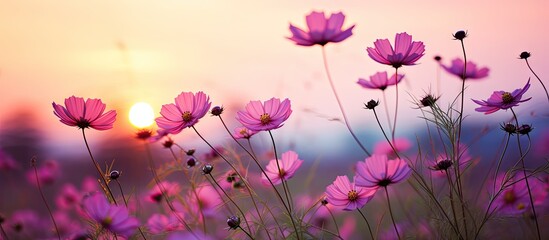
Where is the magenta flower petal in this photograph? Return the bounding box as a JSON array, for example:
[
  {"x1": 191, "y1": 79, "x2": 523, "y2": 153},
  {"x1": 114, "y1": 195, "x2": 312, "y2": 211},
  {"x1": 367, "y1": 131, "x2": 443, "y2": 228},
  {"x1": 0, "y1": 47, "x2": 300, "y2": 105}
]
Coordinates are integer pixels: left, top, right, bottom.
[
  {"x1": 472, "y1": 79, "x2": 531, "y2": 114},
  {"x1": 83, "y1": 194, "x2": 139, "y2": 238},
  {"x1": 155, "y1": 91, "x2": 211, "y2": 134},
  {"x1": 261, "y1": 150, "x2": 303, "y2": 185},
  {"x1": 367, "y1": 32, "x2": 425, "y2": 68},
  {"x1": 236, "y1": 98, "x2": 292, "y2": 132},
  {"x1": 325, "y1": 175, "x2": 376, "y2": 211},
  {"x1": 357, "y1": 71, "x2": 404, "y2": 91},
  {"x1": 288, "y1": 11, "x2": 354, "y2": 46},
  {"x1": 355, "y1": 154, "x2": 411, "y2": 190},
  {"x1": 441, "y1": 58, "x2": 490, "y2": 80},
  {"x1": 52, "y1": 96, "x2": 117, "y2": 130}
]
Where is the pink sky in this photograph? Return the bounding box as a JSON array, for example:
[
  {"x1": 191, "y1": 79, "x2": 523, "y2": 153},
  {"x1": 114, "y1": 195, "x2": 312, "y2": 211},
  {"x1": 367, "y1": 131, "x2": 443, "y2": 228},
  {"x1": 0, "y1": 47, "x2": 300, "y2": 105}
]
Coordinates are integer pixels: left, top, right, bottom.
[{"x1": 1, "y1": 1, "x2": 548, "y2": 151}]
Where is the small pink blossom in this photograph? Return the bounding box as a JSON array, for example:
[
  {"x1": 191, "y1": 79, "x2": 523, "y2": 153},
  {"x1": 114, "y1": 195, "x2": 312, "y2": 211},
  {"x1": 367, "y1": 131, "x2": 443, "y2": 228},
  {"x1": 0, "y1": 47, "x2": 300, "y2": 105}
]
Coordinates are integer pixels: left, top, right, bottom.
[
  {"x1": 325, "y1": 175, "x2": 376, "y2": 211},
  {"x1": 52, "y1": 96, "x2": 116, "y2": 130},
  {"x1": 146, "y1": 214, "x2": 183, "y2": 234},
  {"x1": 373, "y1": 138, "x2": 412, "y2": 157},
  {"x1": 367, "y1": 32, "x2": 425, "y2": 68},
  {"x1": 472, "y1": 79, "x2": 531, "y2": 114},
  {"x1": 83, "y1": 194, "x2": 140, "y2": 238},
  {"x1": 155, "y1": 91, "x2": 211, "y2": 134},
  {"x1": 441, "y1": 58, "x2": 489, "y2": 80},
  {"x1": 191, "y1": 185, "x2": 223, "y2": 217},
  {"x1": 233, "y1": 126, "x2": 257, "y2": 139},
  {"x1": 236, "y1": 98, "x2": 292, "y2": 132},
  {"x1": 357, "y1": 71, "x2": 404, "y2": 91},
  {"x1": 288, "y1": 11, "x2": 355, "y2": 46},
  {"x1": 147, "y1": 181, "x2": 181, "y2": 204},
  {"x1": 355, "y1": 154, "x2": 411, "y2": 190},
  {"x1": 261, "y1": 150, "x2": 303, "y2": 185},
  {"x1": 27, "y1": 160, "x2": 60, "y2": 186},
  {"x1": 56, "y1": 184, "x2": 82, "y2": 209}
]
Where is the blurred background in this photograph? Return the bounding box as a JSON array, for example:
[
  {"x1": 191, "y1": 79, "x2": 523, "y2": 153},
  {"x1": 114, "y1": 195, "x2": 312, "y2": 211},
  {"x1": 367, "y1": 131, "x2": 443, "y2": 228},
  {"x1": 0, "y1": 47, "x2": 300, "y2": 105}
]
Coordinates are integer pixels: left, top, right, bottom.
[{"x1": 0, "y1": 1, "x2": 548, "y2": 238}]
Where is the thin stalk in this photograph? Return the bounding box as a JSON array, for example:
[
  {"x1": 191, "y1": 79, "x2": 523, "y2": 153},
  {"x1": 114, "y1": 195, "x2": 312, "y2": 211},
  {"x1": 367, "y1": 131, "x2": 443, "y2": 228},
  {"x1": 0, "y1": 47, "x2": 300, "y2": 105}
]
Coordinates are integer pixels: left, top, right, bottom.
[
  {"x1": 238, "y1": 226, "x2": 254, "y2": 239},
  {"x1": 32, "y1": 158, "x2": 61, "y2": 240},
  {"x1": 321, "y1": 46, "x2": 371, "y2": 156},
  {"x1": 267, "y1": 131, "x2": 293, "y2": 211},
  {"x1": 324, "y1": 205, "x2": 341, "y2": 238},
  {"x1": 372, "y1": 108, "x2": 401, "y2": 159},
  {"x1": 384, "y1": 187, "x2": 401, "y2": 240},
  {"x1": 510, "y1": 108, "x2": 541, "y2": 239},
  {"x1": 207, "y1": 173, "x2": 253, "y2": 237},
  {"x1": 115, "y1": 179, "x2": 148, "y2": 239},
  {"x1": 382, "y1": 91, "x2": 394, "y2": 138},
  {"x1": 357, "y1": 209, "x2": 375, "y2": 240},
  {"x1": 455, "y1": 38, "x2": 468, "y2": 238},
  {"x1": 492, "y1": 134, "x2": 511, "y2": 193},
  {"x1": 524, "y1": 58, "x2": 549, "y2": 103},
  {"x1": 391, "y1": 67, "x2": 400, "y2": 142},
  {"x1": 445, "y1": 170, "x2": 461, "y2": 237},
  {"x1": 81, "y1": 129, "x2": 117, "y2": 205}
]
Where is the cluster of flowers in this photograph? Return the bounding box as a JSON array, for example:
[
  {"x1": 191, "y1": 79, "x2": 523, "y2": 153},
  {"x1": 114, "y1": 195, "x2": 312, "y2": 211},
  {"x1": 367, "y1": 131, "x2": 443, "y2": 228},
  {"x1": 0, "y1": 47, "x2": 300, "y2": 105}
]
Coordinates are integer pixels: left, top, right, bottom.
[{"x1": 1, "y1": 10, "x2": 548, "y2": 240}]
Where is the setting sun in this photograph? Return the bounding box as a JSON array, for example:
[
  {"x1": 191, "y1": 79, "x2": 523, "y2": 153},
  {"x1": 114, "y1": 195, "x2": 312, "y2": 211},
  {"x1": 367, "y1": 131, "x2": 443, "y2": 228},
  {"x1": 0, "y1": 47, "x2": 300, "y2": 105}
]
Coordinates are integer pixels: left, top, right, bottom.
[{"x1": 129, "y1": 102, "x2": 155, "y2": 128}]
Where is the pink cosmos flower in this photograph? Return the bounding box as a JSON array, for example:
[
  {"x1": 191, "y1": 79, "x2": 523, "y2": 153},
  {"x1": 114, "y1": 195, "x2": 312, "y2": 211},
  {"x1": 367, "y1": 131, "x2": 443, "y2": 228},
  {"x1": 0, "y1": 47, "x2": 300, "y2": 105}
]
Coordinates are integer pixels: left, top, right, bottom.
[
  {"x1": 56, "y1": 184, "x2": 82, "y2": 209},
  {"x1": 83, "y1": 194, "x2": 140, "y2": 238},
  {"x1": 367, "y1": 32, "x2": 425, "y2": 68},
  {"x1": 52, "y1": 96, "x2": 116, "y2": 130},
  {"x1": 233, "y1": 126, "x2": 257, "y2": 139},
  {"x1": 190, "y1": 185, "x2": 223, "y2": 217},
  {"x1": 491, "y1": 176, "x2": 531, "y2": 215},
  {"x1": 236, "y1": 98, "x2": 292, "y2": 132},
  {"x1": 325, "y1": 175, "x2": 376, "y2": 211},
  {"x1": 357, "y1": 71, "x2": 404, "y2": 90},
  {"x1": 155, "y1": 91, "x2": 211, "y2": 134},
  {"x1": 261, "y1": 150, "x2": 303, "y2": 185},
  {"x1": 373, "y1": 138, "x2": 412, "y2": 157},
  {"x1": 147, "y1": 181, "x2": 181, "y2": 204},
  {"x1": 26, "y1": 160, "x2": 60, "y2": 186},
  {"x1": 355, "y1": 154, "x2": 412, "y2": 190},
  {"x1": 288, "y1": 11, "x2": 355, "y2": 46},
  {"x1": 472, "y1": 79, "x2": 531, "y2": 114},
  {"x1": 441, "y1": 58, "x2": 489, "y2": 80},
  {"x1": 146, "y1": 214, "x2": 183, "y2": 234}
]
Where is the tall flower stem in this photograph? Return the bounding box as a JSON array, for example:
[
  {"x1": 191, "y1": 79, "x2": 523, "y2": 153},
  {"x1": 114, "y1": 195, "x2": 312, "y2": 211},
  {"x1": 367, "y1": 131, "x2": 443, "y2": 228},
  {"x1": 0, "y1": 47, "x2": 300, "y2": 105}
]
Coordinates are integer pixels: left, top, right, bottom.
[
  {"x1": 321, "y1": 46, "x2": 371, "y2": 156},
  {"x1": 207, "y1": 173, "x2": 253, "y2": 238},
  {"x1": 445, "y1": 170, "x2": 461, "y2": 237},
  {"x1": 268, "y1": 130, "x2": 293, "y2": 211},
  {"x1": 238, "y1": 226, "x2": 254, "y2": 239},
  {"x1": 510, "y1": 108, "x2": 541, "y2": 239},
  {"x1": 492, "y1": 134, "x2": 511, "y2": 193},
  {"x1": 524, "y1": 58, "x2": 549, "y2": 103},
  {"x1": 357, "y1": 209, "x2": 375, "y2": 240},
  {"x1": 391, "y1": 67, "x2": 400, "y2": 142},
  {"x1": 81, "y1": 129, "x2": 117, "y2": 205},
  {"x1": 193, "y1": 126, "x2": 300, "y2": 239},
  {"x1": 384, "y1": 187, "x2": 401, "y2": 240},
  {"x1": 324, "y1": 205, "x2": 341, "y2": 238},
  {"x1": 114, "y1": 179, "x2": 148, "y2": 240},
  {"x1": 382, "y1": 91, "x2": 394, "y2": 138},
  {"x1": 371, "y1": 108, "x2": 400, "y2": 159},
  {"x1": 455, "y1": 38, "x2": 468, "y2": 238},
  {"x1": 32, "y1": 157, "x2": 61, "y2": 240}
]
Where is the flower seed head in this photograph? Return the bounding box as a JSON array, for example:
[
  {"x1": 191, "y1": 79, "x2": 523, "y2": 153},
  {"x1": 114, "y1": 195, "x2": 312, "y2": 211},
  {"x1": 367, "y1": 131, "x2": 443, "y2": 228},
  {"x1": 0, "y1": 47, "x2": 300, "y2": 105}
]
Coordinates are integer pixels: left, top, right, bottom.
[
  {"x1": 420, "y1": 94, "x2": 439, "y2": 108},
  {"x1": 430, "y1": 159, "x2": 453, "y2": 171},
  {"x1": 227, "y1": 216, "x2": 241, "y2": 230},
  {"x1": 434, "y1": 55, "x2": 442, "y2": 62},
  {"x1": 321, "y1": 198, "x2": 328, "y2": 205},
  {"x1": 364, "y1": 100, "x2": 379, "y2": 110},
  {"x1": 186, "y1": 157, "x2": 197, "y2": 168},
  {"x1": 519, "y1": 51, "x2": 531, "y2": 59},
  {"x1": 109, "y1": 170, "x2": 120, "y2": 180},
  {"x1": 202, "y1": 164, "x2": 214, "y2": 175},
  {"x1": 500, "y1": 123, "x2": 517, "y2": 135},
  {"x1": 517, "y1": 124, "x2": 533, "y2": 135},
  {"x1": 186, "y1": 149, "x2": 196, "y2": 156},
  {"x1": 136, "y1": 129, "x2": 152, "y2": 140},
  {"x1": 453, "y1": 30, "x2": 467, "y2": 40},
  {"x1": 211, "y1": 106, "x2": 224, "y2": 116}
]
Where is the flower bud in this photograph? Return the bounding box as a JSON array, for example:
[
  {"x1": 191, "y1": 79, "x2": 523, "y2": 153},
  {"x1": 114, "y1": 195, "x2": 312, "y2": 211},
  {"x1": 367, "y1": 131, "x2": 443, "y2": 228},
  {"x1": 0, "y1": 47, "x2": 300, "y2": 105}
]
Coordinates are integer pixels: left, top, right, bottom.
[
  {"x1": 186, "y1": 158, "x2": 197, "y2": 168},
  {"x1": 227, "y1": 216, "x2": 241, "y2": 230},
  {"x1": 500, "y1": 123, "x2": 517, "y2": 135},
  {"x1": 519, "y1": 51, "x2": 531, "y2": 59},
  {"x1": 202, "y1": 164, "x2": 214, "y2": 175},
  {"x1": 186, "y1": 149, "x2": 196, "y2": 156},
  {"x1": 364, "y1": 100, "x2": 379, "y2": 110},
  {"x1": 453, "y1": 30, "x2": 467, "y2": 40},
  {"x1": 109, "y1": 170, "x2": 120, "y2": 180},
  {"x1": 517, "y1": 124, "x2": 533, "y2": 135}
]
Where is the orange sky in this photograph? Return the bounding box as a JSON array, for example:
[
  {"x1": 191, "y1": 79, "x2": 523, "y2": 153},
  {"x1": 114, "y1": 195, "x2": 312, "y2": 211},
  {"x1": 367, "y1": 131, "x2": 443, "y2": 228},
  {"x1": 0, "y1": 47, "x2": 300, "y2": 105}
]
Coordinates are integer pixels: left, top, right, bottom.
[{"x1": 1, "y1": 1, "x2": 548, "y2": 151}]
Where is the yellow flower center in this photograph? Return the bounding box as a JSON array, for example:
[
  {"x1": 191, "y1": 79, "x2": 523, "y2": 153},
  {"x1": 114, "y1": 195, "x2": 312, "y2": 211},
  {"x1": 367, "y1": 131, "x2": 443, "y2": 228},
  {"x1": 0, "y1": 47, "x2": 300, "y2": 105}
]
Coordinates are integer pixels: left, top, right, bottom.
[
  {"x1": 101, "y1": 216, "x2": 113, "y2": 227},
  {"x1": 260, "y1": 113, "x2": 271, "y2": 125},
  {"x1": 501, "y1": 92, "x2": 513, "y2": 104},
  {"x1": 182, "y1": 111, "x2": 193, "y2": 122},
  {"x1": 278, "y1": 169, "x2": 286, "y2": 178},
  {"x1": 348, "y1": 190, "x2": 359, "y2": 201},
  {"x1": 503, "y1": 190, "x2": 516, "y2": 204},
  {"x1": 517, "y1": 203, "x2": 525, "y2": 210}
]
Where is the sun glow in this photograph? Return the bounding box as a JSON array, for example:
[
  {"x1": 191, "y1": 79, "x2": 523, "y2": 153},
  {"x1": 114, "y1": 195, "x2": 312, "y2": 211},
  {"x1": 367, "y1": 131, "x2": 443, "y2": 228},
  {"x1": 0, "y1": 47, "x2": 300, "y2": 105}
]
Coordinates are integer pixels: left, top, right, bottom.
[{"x1": 129, "y1": 102, "x2": 155, "y2": 128}]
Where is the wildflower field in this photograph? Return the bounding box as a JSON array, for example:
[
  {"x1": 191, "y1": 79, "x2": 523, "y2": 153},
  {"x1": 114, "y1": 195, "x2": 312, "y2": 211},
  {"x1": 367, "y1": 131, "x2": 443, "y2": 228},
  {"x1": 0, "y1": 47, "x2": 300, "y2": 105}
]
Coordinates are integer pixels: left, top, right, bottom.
[{"x1": 1, "y1": 1, "x2": 548, "y2": 240}]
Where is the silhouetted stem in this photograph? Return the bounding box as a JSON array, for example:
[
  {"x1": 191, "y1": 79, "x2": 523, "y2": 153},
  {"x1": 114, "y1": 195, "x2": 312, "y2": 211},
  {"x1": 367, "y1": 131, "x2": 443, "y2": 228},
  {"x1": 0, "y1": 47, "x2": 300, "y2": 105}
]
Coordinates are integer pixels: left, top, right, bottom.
[
  {"x1": 455, "y1": 39, "x2": 468, "y2": 238},
  {"x1": 81, "y1": 129, "x2": 117, "y2": 205},
  {"x1": 384, "y1": 187, "x2": 401, "y2": 240},
  {"x1": 115, "y1": 179, "x2": 148, "y2": 239},
  {"x1": 510, "y1": 108, "x2": 541, "y2": 239},
  {"x1": 32, "y1": 157, "x2": 61, "y2": 240},
  {"x1": 382, "y1": 91, "x2": 394, "y2": 138},
  {"x1": 391, "y1": 67, "x2": 400, "y2": 142},
  {"x1": 524, "y1": 58, "x2": 549, "y2": 103},
  {"x1": 268, "y1": 131, "x2": 292, "y2": 211},
  {"x1": 372, "y1": 108, "x2": 401, "y2": 159},
  {"x1": 238, "y1": 226, "x2": 254, "y2": 239},
  {"x1": 321, "y1": 46, "x2": 371, "y2": 156},
  {"x1": 357, "y1": 209, "x2": 375, "y2": 240}
]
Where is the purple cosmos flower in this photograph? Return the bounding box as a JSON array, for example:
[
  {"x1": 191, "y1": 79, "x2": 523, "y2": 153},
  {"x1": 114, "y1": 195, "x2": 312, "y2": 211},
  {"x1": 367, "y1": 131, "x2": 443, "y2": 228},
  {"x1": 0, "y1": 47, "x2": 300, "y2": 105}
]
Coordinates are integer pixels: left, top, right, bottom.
[
  {"x1": 288, "y1": 11, "x2": 355, "y2": 46},
  {"x1": 357, "y1": 72, "x2": 404, "y2": 91},
  {"x1": 325, "y1": 175, "x2": 376, "y2": 211},
  {"x1": 236, "y1": 98, "x2": 292, "y2": 132},
  {"x1": 491, "y1": 176, "x2": 530, "y2": 215},
  {"x1": 52, "y1": 96, "x2": 117, "y2": 130},
  {"x1": 261, "y1": 150, "x2": 303, "y2": 185},
  {"x1": 367, "y1": 32, "x2": 425, "y2": 68},
  {"x1": 155, "y1": 91, "x2": 211, "y2": 134},
  {"x1": 472, "y1": 79, "x2": 531, "y2": 114},
  {"x1": 441, "y1": 58, "x2": 489, "y2": 80},
  {"x1": 355, "y1": 154, "x2": 411, "y2": 190},
  {"x1": 83, "y1": 194, "x2": 139, "y2": 238}
]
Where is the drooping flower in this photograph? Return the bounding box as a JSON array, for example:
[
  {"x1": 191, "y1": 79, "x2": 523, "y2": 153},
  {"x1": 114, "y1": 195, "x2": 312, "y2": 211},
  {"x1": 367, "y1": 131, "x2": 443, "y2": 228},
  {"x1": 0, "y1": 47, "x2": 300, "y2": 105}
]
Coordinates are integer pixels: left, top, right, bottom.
[
  {"x1": 52, "y1": 96, "x2": 117, "y2": 130},
  {"x1": 233, "y1": 126, "x2": 257, "y2": 139},
  {"x1": 236, "y1": 98, "x2": 292, "y2": 132},
  {"x1": 472, "y1": 79, "x2": 531, "y2": 114},
  {"x1": 261, "y1": 150, "x2": 303, "y2": 185},
  {"x1": 288, "y1": 11, "x2": 355, "y2": 46},
  {"x1": 441, "y1": 58, "x2": 489, "y2": 80},
  {"x1": 325, "y1": 175, "x2": 376, "y2": 211},
  {"x1": 82, "y1": 194, "x2": 139, "y2": 238},
  {"x1": 366, "y1": 32, "x2": 425, "y2": 69},
  {"x1": 355, "y1": 154, "x2": 411, "y2": 190},
  {"x1": 357, "y1": 72, "x2": 404, "y2": 91},
  {"x1": 155, "y1": 91, "x2": 211, "y2": 134}
]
